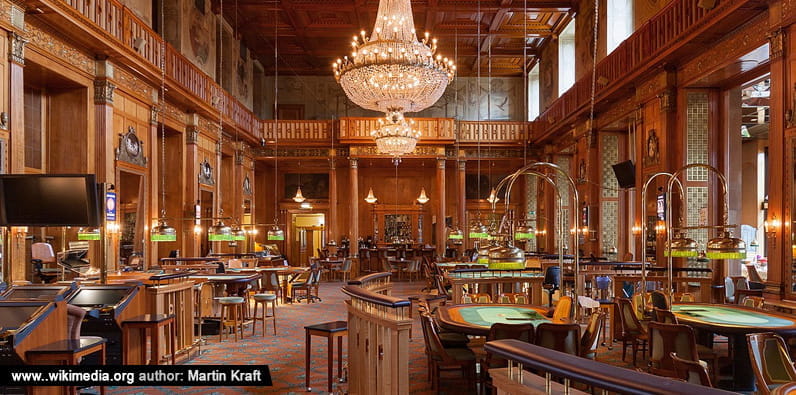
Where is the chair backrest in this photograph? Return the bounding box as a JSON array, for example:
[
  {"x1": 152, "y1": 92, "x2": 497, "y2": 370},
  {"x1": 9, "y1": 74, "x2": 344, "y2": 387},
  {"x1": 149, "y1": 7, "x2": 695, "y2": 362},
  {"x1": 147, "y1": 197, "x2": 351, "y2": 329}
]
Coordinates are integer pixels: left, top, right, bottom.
[
  {"x1": 746, "y1": 264, "x2": 764, "y2": 283},
  {"x1": 631, "y1": 293, "x2": 647, "y2": 320},
  {"x1": 735, "y1": 289, "x2": 763, "y2": 305},
  {"x1": 747, "y1": 332, "x2": 796, "y2": 394},
  {"x1": 31, "y1": 243, "x2": 56, "y2": 263},
  {"x1": 485, "y1": 322, "x2": 534, "y2": 369},
  {"x1": 228, "y1": 259, "x2": 243, "y2": 269},
  {"x1": 725, "y1": 276, "x2": 736, "y2": 301},
  {"x1": 419, "y1": 313, "x2": 458, "y2": 364},
  {"x1": 433, "y1": 275, "x2": 449, "y2": 298},
  {"x1": 473, "y1": 293, "x2": 492, "y2": 303},
  {"x1": 525, "y1": 257, "x2": 542, "y2": 269},
  {"x1": 653, "y1": 307, "x2": 677, "y2": 324},
  {"x1": 648, "y1": 322, "x2": 700, "y2": 378},
  {"x1": 552, "y1": 296, "x2": 572, "y2": 322},
  {"x1": 671, "y1": 352, "x2": 712, "y2": 387},
  {"x1": 543, "y1": 266, "x2": 560, "y2": 287},
  {"x1": 674, "y1": 292, "x2": 695, "y2": 303},
  {"x1": 535, "y1": 323, "x2": 580, "y2": 355},
  {"x1": 341, "y1": 259, "x2": 352, "y2": 271},
  {"x1": 580, "y1": 311, "x2": 605, "y2": 359},
  {"x1": 462, "y1": 294, "x2": 474, "y2": 304},
  {"x1": 743, "y1": 295, "x2": 764, "y2": 309},
  {"x1": 617, "y1": 298, "x2": 645, "y2": 335},
  {"x1": 651, "y1": 291, "x2": 670, "y2": 310},
  {"x1": 497, "y1": 294, "x2": 513, "y2": 304}
]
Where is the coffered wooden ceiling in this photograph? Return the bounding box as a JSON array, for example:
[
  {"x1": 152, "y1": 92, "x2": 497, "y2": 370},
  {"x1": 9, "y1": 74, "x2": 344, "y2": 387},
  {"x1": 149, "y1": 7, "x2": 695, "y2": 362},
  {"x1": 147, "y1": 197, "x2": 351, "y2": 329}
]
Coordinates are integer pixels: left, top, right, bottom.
[{"x1": 225, "y1": 0, "x2": 575, "y2": 76}]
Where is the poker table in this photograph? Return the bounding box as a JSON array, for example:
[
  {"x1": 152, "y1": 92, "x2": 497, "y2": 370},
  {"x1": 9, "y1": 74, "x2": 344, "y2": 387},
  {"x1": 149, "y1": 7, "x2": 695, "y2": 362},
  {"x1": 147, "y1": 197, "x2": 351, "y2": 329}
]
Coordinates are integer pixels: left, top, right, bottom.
[
  {"x1": 229, "y1": 267, "x2": 306, "y2": 303},
  {"x1": 444, "y1": 270, "x2": 544, "y2": 305},
  {"x1": 435, "y1": 262, "x2": 488, "y2": 271},
  {"x1": 189, "y1": 273, "x2": 261, "y2": 297},
  {"x1": 672, "y1": 303, "x2": 796, "y2": 391},
  {"x1": 437, "y1": 304, "x2": 550, "y2": 336}
]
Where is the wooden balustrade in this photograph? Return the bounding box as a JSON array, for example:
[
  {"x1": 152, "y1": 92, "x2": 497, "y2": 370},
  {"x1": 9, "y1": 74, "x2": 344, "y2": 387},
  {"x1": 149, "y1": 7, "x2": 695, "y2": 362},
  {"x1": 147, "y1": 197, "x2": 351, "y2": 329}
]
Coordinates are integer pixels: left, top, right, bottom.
[
  {"x1": 536, "y1": 0, "x2": 724, "y2": 137},
  {"x1": 263, "y1": 120, "x2": 334, "y2": 143},
  {"x1": 54, "y1": 0, "x2": 260, "y2": 142},
  {"x1": 457, "y1": 121, "x2": 529, "y2": 145},
  {"x1": 343, "y1": 273, "x2": 411, "y2": 395},
  {"x1": 338, "y1": 117, "x2": 455, "y2": 143}
]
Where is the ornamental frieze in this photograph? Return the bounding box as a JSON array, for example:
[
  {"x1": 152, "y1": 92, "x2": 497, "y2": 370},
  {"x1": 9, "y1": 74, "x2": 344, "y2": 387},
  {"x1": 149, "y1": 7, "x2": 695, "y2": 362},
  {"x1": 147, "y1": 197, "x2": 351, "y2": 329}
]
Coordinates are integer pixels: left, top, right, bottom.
[
  {"x1": 114, "y1": 66, "x2": 155, "y2": 102},
  {"x1": 255, "y1": 147, "x2": 333, "y2": 158},
  {"x1": 26, "y1": 24, "x2": 93, "y2": 74}
]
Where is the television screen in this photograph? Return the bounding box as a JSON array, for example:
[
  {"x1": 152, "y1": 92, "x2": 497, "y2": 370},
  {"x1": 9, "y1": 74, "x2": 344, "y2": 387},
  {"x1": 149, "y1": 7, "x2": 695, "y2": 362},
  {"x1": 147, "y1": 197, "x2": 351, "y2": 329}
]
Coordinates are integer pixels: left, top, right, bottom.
[
  {"x1": 0, "y1": 174, "x2": 101, "y2": 227},
  {"x1": 611, "y1": 160, "x2": 636, "y2": 188},
  {"x1": 0, "y1": 305, "x2": 43, "y2": 329},
  {"x1": 68, "y1": 288, "x2": 129, "y2": 307},
  {"x1": 656, "y1": 194, "x2": 666, "y2": 220}
]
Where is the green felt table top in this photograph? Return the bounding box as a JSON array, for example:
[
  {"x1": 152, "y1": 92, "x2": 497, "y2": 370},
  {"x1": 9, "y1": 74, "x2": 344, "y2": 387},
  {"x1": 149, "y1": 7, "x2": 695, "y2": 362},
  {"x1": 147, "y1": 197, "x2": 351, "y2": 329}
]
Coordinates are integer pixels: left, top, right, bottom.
[
  {"x1": 447, "y1": 272, "x2": 543, "y2": 279},
  {"x1": 672, "y1": 304, "x2": 796, "y2": 328},
  {"x1": 454, "y1": 306, "x2": 549, "y2": 327}
]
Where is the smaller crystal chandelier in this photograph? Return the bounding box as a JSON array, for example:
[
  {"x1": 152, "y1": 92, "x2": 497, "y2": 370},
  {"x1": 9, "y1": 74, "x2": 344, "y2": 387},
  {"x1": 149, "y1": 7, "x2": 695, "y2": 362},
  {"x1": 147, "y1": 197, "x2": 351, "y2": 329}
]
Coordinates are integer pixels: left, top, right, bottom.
[
  {"x1": 416, "y1": 187, "x2": 429, "y2": 204},
  {"x1": 371, "y1": 111, "x2": 420, "y2": 157},
  {"x1": 364, "y1": 187, "x2": 378, "y2": 203},
  {"x1": 486, "y1": 187, "x2": 500, "y2": 204},
  {"x1": 293, "y1": 186, "x2": 306, "y2": 203}
]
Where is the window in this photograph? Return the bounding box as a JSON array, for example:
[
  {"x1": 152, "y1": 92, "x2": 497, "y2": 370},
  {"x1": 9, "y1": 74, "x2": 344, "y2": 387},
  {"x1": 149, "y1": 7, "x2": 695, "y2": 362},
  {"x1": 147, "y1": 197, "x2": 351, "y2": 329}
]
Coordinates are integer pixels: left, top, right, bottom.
[
  {"x1": 528, "y1": 63, "x2": 540, "y2": 120},
  {"x1": 558, "y1": 18, "x2": 575, "y2": 96},
  {"x1": 607, "y1": 0, "x2": 633, "y2": 53}
]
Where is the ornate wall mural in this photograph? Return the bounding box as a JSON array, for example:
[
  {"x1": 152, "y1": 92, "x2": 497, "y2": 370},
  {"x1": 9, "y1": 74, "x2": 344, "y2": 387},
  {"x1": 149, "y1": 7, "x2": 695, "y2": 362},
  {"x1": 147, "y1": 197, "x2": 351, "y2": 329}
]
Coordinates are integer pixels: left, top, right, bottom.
[{"x1": 183, "y1": 0, "x2": 216, "y2": 78}]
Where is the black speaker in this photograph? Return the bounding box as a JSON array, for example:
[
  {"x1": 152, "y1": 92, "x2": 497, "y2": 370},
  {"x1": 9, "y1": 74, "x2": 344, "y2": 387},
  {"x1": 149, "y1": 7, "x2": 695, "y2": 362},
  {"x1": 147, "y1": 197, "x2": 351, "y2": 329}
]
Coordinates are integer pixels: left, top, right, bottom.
[{"x1": 611, "y1": 160, "x2": 636, "y2": 189}]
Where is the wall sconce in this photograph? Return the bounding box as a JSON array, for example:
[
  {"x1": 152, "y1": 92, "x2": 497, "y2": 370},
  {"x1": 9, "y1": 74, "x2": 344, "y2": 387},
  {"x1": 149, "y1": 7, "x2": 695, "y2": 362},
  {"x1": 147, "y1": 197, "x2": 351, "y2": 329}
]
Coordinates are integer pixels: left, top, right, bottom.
[
  {"x1": 106, "y1": 222, "x2": 121, "y2": 234},
  {"x1": 764, "y1": 216, "x2": 780, "y2": 248},
  {"x1": 632, "y1": 225, "x2": 642, "y2": 236},
  {"x1": 193, "y1": 224, "x2": 203, "y2": 234},
  {"x1": 580, "y1": 226, "x2": 589, "y2": 236},
  {"x1": 12, "y1": 226, "x2": 28, "y2": 239}
]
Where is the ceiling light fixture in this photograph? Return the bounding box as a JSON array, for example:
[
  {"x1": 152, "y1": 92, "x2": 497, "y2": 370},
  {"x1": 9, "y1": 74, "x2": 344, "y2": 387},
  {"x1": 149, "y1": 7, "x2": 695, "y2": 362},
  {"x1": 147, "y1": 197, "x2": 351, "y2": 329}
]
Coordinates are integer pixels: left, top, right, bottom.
[
  {"x1": 364, "y1": 187, "x2": 378, "y2": 204},
  {"x1": 334, "y1": 0, "x2": 454, "y2": 158},
  {"x1": 416, "y1": 187, "x2": 429, "y2": 204}
]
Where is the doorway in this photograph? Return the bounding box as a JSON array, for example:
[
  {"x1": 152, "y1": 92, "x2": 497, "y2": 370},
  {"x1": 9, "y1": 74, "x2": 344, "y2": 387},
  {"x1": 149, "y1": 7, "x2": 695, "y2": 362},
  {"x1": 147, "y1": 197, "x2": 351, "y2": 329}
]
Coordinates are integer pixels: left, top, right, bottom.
[
  {"x1": 200, "y1": 189, "x2": 214, "y2": 256},
  {"x1": 290, "y1": 213, "x2": 325, "y2": 266},
  {"x1": 117, "y1": 169, "x2": 146, "y2": 267}
]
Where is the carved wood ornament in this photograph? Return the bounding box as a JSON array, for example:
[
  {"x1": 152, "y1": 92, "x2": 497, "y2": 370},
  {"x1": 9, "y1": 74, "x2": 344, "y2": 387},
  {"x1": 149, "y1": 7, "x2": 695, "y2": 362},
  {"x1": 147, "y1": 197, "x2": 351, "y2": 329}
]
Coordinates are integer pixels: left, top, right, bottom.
[{"x1": 115, "y1": 126, "x2": 147, "y2": 167}]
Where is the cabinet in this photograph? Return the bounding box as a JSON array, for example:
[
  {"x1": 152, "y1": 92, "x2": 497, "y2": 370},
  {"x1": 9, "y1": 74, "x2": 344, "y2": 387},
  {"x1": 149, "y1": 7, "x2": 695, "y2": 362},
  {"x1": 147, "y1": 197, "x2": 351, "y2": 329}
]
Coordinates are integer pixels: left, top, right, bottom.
[{"x1": 369, "y1": 204, "x2": 427, "y2": 245}]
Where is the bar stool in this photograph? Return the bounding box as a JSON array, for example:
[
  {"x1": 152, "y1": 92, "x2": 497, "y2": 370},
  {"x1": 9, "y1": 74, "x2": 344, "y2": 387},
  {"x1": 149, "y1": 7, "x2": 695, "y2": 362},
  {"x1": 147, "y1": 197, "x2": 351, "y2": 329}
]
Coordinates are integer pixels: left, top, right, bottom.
[
  {"x1": 252, "y1": 293, "x2": 277, "y2": 336},
  {"x1": 122, "y1": 314, "x2": 176, "y2": 365},
  {"x1": 305, "y1": 321, "x2": 347, "y2": 392},
  {"x1": 218, "y1": 296, "x2": 245, "y2": 342}
]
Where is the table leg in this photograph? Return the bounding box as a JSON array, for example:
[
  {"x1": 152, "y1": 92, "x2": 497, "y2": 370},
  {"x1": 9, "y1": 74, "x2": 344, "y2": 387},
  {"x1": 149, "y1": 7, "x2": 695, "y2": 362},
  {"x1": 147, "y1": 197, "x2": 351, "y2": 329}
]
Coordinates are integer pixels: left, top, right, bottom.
[
  {"x1": 328, "y1": 336, "x2": 333, "y2": 393},
  {"x1": 152, "y1": 327, "x2": 160, "y2": 365},
  {"x1": 305, "y1": 331, "x2": 311, "y2": 391},
  {"x1": 337, "y1": 335, "x2": 343, "y2": 382},
  {"x1": 170, "y1": 322, "x2": 176, "y2": 365},
  {"x1": 727, "y1": 334, "x2": 755, "y2": 391}
]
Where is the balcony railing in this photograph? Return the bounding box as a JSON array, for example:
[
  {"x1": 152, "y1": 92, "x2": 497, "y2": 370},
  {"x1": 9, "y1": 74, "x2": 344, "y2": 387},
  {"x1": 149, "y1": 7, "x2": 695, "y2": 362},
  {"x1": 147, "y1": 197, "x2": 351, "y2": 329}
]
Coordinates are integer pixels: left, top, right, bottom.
[
  {"x1": 57, "y1": 0, "x2": 261, "y2": 142},
  {"x1": 536, "y1": 0, "x2": 741, "y2": 139},
  {"x1": 338, "y1": 117, "x2": 456, "y2": 143},
  {"x1": 263, "y1": 120, "x2": 335, "y2": 143}
]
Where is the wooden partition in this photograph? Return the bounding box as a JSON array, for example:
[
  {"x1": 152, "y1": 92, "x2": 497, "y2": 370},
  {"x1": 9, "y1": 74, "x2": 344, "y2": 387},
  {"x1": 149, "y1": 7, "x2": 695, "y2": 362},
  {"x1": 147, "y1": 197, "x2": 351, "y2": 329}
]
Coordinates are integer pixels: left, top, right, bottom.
[
  {"x1": 342, "y1": 273, "x2": 411, "y2": 395},
  {"x1": 146, "y1": 280, "x2": 196, "y2": 362}
]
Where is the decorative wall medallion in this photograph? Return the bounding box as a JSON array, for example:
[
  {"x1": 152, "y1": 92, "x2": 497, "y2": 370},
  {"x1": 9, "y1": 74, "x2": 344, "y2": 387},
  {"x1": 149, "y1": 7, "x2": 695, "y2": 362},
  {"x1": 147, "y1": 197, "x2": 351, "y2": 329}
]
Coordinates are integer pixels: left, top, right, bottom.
[
  {"x1": 198, "y1": 158, "x2": 215, "y2": 185},
  {"x1": 115, "y1": 126, "x2": 147, "y2": 167},
  {"x1": 243, "y1": 175, "x2": 252, "y2": 196},
  {"x1": 645, "y1": 129, "x2": 660, "y2": 166}
]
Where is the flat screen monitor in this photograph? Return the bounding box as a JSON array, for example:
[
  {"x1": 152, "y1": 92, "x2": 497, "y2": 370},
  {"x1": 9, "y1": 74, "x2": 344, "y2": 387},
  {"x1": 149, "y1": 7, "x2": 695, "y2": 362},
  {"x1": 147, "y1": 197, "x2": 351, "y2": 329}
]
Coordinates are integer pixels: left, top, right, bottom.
[
  {"x1": 0, "y1": 174, "x2": 101, "y2": 227},
  {"x1": 68, "y1": 288, "x2": 128, "y2": 307},
  {"x1": 611, "y1": 160, "x2": 636, "y2": 189},
  {"x1": 5, "y1": 288, "x2": 66, "y2": 301},
  {"x1": 656, "y1": 194, "x2": 666, "y2": 220},
  {"x1": 0, "y1": 305, "x2": 42, "y2": 329}
]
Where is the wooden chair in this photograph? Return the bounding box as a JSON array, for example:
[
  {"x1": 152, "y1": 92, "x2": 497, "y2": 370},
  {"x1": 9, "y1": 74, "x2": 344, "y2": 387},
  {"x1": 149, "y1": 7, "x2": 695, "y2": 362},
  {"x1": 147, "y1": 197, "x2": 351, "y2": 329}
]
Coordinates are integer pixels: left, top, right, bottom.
[
  {"x1": 617, "y1": 297, "x2": 649, "y2": 366},
  {"x1": 650, "y1": 290, "x2": 670, "y2": 311},
  {"x1": 404, "y1": 259, "x2": 421, "y2": 282},
  {"x1": 674, "y1": 292, "x2": 695, "y2": 303},
  {"x1": 496, "y1": 293, "x2": 528, "y2": 304},
  {"x1": 742, "y1": 295, "x2": 764, "y2": 309},
  {"x1": 292, "y1": 267, "x2": 321, "y2": 303},
  {"x1": 552, "y1": 295, "x2": 572, "y2": 322},
  {"x1": 259, "y1": 272, "x2": 282, "y2": 303},
  {"x1": 648, "y1": 321, "x2": 718, "y2": 382},
  {"x1": 542, "y1": 266, "x2": 560, "y2": 307},
  {"x1": 671, "y1": 352, "x2": 713, "y2": 387},
  {"x1": 336, "y1": 258, "x2": 352, "y2": 283},
  {"x1": 747, "y1": 332, "x2": 796, "y2": 395},
  {"x1": 535, "y1": 322, "x2": 580, "y2": 356},
  {"x1": 652, "y1": 307, "x2": 677, "y2": 324},
  {"x1": 415, "y1": 303, "x2": 469, "y2": 348},
  {"x1": 482, "y1": 323, "x2": 535, "y2": 393},
  {"x1": 735, "y1": 288, "x2": 763, "y2": 305},
  {"x1": 472, "y1": 293, "x2": 492, "y2": 303},
  {"x1": 580, "y1": 311, "x2": 605, "y2": 360},
  {"x1": 419, "y1": 313, "x2": 477, "y2": 391}
]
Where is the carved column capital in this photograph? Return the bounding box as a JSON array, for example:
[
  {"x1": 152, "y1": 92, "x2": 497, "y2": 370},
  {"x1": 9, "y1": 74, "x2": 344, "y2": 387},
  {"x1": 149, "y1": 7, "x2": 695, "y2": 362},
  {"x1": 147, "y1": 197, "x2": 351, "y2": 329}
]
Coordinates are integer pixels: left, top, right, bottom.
[
  {"x1": 235, "y1": 150, "x2": 244, "y2": 165},
  {"x1": 768, "y1": 28, "x2": 785, "y2": 59},
  {"x1": 93, "y1": 79, "x2": 116, "y2": 105},
  {"x1": 7, "y1": 31, "x2": 27, "y2": 65},
  {"x1": 458, "y1": 159, "x2": 466, "y2": 171},
  {"x1": 437, "y1": 158, "x2": 446, "y2": 169},
  {"x1": 350, "y1": 158, "x2": 358, "y2": 169},
  {"x1": 659, "y1": 88, "x2": 676, "y2": 113},
  {"x1": 186, "y1": 127, "x2": 199, "y2": 145},
  {"x1": 150, "y1": 106, "x2": 159, "y2": 125}
]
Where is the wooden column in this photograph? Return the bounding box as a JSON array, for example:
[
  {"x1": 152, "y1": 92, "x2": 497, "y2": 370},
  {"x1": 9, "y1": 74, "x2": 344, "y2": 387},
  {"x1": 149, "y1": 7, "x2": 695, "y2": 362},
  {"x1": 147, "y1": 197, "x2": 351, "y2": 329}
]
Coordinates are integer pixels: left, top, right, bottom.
[
  {"x1": 7, "y1": 31, "x2": 26, "y2": 282},
  {"x1": 350, "y1": 158, "x2": 359, "y2": 257},
  {"x1": 183, "y1": 115, "x2": 200, "y2": 257},
  {"x1": 766, "y1": 20, "x2": 788, "y2": 299},
  {"x1": 94, "y1": 61, "x2": 117, "y2": 271},
  {"x1": 329, "y1": 158, "x2": 338, "y2": 246},
  {"x1": 436, "y1": 158, "x2": 446, "y2": 258},
  {"x1": 457, "y1": 159, "x2": 466, "y2": 231}
]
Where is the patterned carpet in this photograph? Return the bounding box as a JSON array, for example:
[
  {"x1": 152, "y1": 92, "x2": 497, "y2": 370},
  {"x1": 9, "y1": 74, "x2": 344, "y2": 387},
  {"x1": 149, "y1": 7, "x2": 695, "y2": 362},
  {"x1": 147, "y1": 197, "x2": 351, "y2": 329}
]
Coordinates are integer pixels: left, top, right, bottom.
[{"x1": 106, "y1": 279, "x2": 722, "y2": 394}]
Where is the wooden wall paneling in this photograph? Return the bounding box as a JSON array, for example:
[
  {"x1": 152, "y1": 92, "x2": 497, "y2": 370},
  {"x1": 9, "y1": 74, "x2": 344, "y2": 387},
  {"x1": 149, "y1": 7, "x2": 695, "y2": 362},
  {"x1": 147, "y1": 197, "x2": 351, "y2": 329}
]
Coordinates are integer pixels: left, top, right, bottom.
[
  {"x1": 328, "y1": 159, "x2": 338, "y2": 244},
  {"x1": 350, "y1": 158, "x2": 359, "y2": 255},
  {"x1": 183, "y1": 116, "x2": 200, "y2": 257},
  {"x1": 436, "y1": 158, "x2": 446, "y2": 256}
]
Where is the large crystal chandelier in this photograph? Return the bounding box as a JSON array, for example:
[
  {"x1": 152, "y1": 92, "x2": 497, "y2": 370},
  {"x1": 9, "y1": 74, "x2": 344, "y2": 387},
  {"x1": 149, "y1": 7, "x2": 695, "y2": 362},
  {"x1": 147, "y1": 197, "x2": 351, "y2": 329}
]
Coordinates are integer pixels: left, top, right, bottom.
[{"x1": 334, "y1": 0, "x2": 454, "y2": 156}]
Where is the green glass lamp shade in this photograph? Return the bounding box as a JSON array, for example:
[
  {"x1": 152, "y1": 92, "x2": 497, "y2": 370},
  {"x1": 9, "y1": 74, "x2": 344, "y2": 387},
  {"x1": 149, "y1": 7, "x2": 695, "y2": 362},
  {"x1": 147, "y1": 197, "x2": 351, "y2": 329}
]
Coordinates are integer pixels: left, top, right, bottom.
[
  {"x1": 208, "y1": 220, "x2": 232, "y2": 241},
  {"x1": 150, "y1": 220, "x2": 177, "y2": 242},
  {"x1": 77, "y1": 228, "x2": 101, "y2": 241},
  {"x1": 706, "y1": 231, "x2": 746, "y2": 260},
  {"x1": 488, "y1": 243, "x2": 525, "y2": 270},
  {"x1": 514, "y1": 225, "x2": 535, "y2": 241},
  {"x1": 469, "y1": 223, "x2": 489, "y2": 239},
  {"x1": 267, "y1": 226, "x2": 285, "y2": 241},
  {"x1": 664, "y1": 233, "x2": 698, "y2": 257},
  {"x1": 231, "y1": 226, "x2": 246, "y2": 241}
]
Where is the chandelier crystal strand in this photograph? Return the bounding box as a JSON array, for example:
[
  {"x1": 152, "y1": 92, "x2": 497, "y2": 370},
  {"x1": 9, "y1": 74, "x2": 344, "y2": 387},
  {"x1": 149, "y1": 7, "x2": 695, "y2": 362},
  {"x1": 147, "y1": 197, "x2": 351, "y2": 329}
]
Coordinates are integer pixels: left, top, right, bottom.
[{"x1": 267, "y1": 6, "x2": 284, "y2": 241}]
